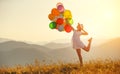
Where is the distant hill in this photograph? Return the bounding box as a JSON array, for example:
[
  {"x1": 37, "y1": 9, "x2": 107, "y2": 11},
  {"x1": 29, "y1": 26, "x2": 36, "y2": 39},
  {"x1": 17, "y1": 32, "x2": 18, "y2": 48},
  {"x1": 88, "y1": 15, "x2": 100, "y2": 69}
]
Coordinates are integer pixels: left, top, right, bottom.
[
  {"x1": 0, "y1": 48, "x2": 52, "y2": 66},
  {"x1": 45, "y1": 42, "x2": 71, "y2": 49},
  {"x1": 0, "y1": 41, "x2": 51, "y2": 52},
  {"x1": 44, "y1": 37, "x2": 110, "y2": 49},
  {"x1": 0, "y1": 41, "x2": 53, "y2": 66},
  {"x1": 49, "y1": 46, "x2": 77, "y2": 63},
  {"x1": 0, "y1": 37, "x2": 120, "y2": 66},
  {"x1": 0, "y1": 38, "x2": 11, "y2": 43},
  {"x1": 85, "y1": 37, "x2": 120, "y2": 60},
  {"x1": 48, "y1": 37, "x2": 120, "y2": 62}
]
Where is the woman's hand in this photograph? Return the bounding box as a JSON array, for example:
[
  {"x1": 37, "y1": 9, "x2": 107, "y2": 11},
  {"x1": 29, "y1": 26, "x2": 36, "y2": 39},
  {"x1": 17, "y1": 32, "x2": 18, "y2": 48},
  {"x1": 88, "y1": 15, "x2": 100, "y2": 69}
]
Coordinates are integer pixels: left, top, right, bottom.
[
  {"x1": 81, "y1": 24, "x2": 83, "y2": 30},
  {"x1": 81, "y1": 29, "x2": 88, "y2": 35}
]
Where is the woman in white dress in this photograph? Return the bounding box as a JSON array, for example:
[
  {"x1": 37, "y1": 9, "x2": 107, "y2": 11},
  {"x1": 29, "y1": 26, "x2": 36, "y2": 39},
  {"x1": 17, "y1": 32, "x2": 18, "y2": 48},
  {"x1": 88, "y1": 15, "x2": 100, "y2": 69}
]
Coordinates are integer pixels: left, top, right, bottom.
[{"x1": 72, "y1": 23, "x2": 92, "y2": 66}]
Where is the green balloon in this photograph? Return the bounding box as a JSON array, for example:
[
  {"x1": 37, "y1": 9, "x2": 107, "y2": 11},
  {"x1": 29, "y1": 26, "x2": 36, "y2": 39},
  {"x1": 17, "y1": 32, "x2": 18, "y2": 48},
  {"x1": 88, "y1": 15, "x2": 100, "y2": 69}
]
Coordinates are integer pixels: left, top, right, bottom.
[
  {"x1": 49, "y1": 22, "x2": 56, "y2": 29},
  {"x1": 67, "y1": 18, "x2": 73, "y2": 25}
]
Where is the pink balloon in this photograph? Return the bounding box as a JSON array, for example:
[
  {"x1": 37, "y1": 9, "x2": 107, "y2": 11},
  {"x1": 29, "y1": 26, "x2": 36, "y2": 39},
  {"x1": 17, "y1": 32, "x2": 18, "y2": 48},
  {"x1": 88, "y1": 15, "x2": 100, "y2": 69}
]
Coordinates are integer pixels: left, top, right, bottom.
[
  {"x1": 57, "y1": 5, "x2": 64, "y2": 12},
  {"x1": 56, "y1": 2, "x2": 63, "y2": 7}
]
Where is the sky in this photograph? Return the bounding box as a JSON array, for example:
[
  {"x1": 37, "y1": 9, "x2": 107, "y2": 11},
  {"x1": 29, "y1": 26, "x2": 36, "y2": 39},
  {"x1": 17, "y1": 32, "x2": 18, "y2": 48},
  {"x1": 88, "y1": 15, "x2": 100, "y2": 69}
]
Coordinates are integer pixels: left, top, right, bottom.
[{"x1": 0, "y1": 0, "x2": 120, "y2": 42}]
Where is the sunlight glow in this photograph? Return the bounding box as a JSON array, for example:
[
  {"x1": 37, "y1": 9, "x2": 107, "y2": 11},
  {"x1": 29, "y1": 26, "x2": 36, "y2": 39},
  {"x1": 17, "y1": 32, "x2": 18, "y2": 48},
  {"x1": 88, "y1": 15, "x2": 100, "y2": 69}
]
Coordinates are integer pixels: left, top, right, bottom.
[{"x1": 104, "y1": 11, "x2": 113, "y2": 20}]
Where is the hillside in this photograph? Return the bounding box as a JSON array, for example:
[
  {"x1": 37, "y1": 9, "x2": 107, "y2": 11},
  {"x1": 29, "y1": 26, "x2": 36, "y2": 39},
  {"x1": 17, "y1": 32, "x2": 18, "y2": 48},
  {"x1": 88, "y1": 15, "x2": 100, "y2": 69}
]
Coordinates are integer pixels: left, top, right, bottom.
[
  {"x1": 0, "y1": 41, "x2": 53, "y2": 66},
  {"x1": 45, "y1": 42, "x2": 71, "y2": 49},
  {"x1": 0, "y1": 38, "x2": 11, "y2": 43},
  {"x1": 85, "y1": 37, "x2": 120, "y2": 60},
  {"x1": 49, "y1": 46, "x2": 77, "y2": 63},
  {"x1": 0, "y1": 37, "x2": 120, "y2": 66},
  {"x1": 0, "y1": 59, "x2": 120, "y2": 74},
  {"x1": 47, "y1": 37, "x2": 120, "y2": 62}
]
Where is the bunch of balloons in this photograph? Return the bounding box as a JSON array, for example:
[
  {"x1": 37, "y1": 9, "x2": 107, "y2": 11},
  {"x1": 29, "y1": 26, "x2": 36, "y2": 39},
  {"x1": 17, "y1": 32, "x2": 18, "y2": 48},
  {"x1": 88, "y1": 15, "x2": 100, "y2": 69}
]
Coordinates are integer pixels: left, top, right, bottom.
[{"x1": 48, "y1": 2, "x2": 73, "y2": 33}]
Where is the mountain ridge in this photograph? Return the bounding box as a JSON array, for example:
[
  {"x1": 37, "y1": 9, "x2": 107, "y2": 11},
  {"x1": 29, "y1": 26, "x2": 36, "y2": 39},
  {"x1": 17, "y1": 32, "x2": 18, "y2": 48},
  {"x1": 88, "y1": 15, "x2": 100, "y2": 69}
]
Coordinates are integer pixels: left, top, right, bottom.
[{"x1": 0, "y1": 37, "x2": 120, "y2": 66}]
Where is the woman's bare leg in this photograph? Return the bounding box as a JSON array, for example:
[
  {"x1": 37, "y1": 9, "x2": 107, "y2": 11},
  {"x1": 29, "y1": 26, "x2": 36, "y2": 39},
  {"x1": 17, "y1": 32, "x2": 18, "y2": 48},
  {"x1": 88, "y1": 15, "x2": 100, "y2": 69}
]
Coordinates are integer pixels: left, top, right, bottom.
[
  {"x1": 83, "y1": 37, "x2": 92, "y2": 52},
  {"x1": 76, "y1": 49, "x2": 83, "y2": 66}
]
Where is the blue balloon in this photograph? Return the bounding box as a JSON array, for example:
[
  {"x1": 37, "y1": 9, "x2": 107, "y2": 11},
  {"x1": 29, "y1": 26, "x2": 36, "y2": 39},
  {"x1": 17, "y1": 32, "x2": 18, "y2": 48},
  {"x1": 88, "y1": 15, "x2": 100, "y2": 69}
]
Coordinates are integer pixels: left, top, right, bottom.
[{"x1": 58, "y1": 25, "x2": 64, "y2": 32}]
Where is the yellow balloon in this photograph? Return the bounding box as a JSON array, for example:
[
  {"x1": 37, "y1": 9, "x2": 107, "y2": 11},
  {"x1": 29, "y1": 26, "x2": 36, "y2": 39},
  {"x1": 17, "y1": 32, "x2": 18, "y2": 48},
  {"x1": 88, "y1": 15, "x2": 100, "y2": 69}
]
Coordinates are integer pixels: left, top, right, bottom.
[
  {"x1": 64, "y1": 10, "x2": 71, "y2": 15},
  {"x1": 68, "y1": 15, "x2": 72, "y2": 18},
  {"x1": 63, "y1": 10, "x2": 72, "y2": 18},
  {"x1": 64, "y1": 15, "x2": 72, "y2": 19}
]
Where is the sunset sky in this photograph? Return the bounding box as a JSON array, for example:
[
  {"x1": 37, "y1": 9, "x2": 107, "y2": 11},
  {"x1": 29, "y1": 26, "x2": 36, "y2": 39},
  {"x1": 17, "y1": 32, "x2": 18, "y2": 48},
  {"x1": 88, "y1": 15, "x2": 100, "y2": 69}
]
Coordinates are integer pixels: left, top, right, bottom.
[{"x1": 0, "y1": 0, "x2": 120, "y2": 42}]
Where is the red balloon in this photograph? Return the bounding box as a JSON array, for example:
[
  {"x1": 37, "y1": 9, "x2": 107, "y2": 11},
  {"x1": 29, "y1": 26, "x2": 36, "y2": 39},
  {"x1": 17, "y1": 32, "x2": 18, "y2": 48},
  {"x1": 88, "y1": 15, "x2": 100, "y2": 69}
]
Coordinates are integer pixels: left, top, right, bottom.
[
  {"x1": 64, "y1": 24, "x2": 72, "y2": 33},
  {"x1": 56, "y1": 18, "x2": 64, "y2": 25}
]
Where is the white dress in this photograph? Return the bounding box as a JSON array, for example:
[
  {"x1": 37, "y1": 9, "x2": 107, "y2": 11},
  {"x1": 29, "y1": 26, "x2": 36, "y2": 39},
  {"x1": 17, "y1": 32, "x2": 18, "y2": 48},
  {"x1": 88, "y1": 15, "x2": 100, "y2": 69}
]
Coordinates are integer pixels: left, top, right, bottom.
[{"x1": 72, "y1": 30, "x2": 85, "y2": 49}]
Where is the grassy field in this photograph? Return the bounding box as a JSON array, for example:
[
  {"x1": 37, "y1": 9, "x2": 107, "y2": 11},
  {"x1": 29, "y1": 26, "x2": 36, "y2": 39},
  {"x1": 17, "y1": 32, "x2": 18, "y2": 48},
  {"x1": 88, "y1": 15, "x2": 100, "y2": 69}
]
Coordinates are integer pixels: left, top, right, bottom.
[{"x1": 0, "y1": 59, "x2": 120, "y2": 74}]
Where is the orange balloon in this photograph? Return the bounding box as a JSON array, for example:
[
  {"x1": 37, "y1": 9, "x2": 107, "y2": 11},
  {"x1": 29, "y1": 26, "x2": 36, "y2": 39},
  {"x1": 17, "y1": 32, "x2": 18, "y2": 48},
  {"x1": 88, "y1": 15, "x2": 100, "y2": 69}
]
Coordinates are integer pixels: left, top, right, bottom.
[
  {"x1": 48, "y1": 14, "x2": 55, "y2": 20},
  {"x1": 51, "y1": 8, "x2": 60, "y2": 16}
]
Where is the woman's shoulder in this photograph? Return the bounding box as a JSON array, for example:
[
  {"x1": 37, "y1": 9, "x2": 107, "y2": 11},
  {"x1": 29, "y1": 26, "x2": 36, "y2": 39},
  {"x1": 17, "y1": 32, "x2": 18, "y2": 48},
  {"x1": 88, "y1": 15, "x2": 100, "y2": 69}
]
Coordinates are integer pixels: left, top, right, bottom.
[
  {"x1": 76, "y1": 30, "x2": 81, "y2": 32},
  {"x1": 73, "y1": 30, "x2": 77, "y2": 33},
  {"x1": 74, "y1": 30, "x2": 81, "y2": 34},
  {"x1": 76, "y1": 30, "x2": 82, "y2": 34}
]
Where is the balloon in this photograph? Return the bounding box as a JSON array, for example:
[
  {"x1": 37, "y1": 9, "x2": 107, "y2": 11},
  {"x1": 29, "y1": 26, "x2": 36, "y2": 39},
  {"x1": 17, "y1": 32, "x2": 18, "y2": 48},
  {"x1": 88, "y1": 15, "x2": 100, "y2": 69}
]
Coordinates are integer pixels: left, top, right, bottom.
[
  {"x1": 67, "y1": 15, "x2": 72, "y2": 18},
  {"x1": 51, "y1": 8, "x2": 60, "y2": 16},
  {"x1": 58, "y1": 25, "x2": 64, "y2": 32},
  {"x1": 64, "y1": 24, "x2": 72, "y2": 33},
  {"x1": 57, "y1": 5, "x2": 64, "y2": 12},
  {"x1": 49, "y1": 22, "x2": 56, "y2": 29},
  {"x1": 56, "y1": 18, "x2": 64, "y2": 25},
  {"x1": 64, "y1": 14, "x2": 72, "y2": 19},
  {"x1": 56, "y1": 2, "x2": 63, "y2": 7},
  {"x1": 63, "y1": 10, "x2": 72, "y2": 18},
  {"x1": 48, "y1": 3, "x2": 74, "y2": 33},
  {"x1": 48, "y1": 14, "x2": 55, "y2": 20},
  {"x1": 52, "y1": 16, "x2": 58, "y2": 22},
  {"x1": 64, "y1": 10, "x2": 71, "y2": 15},
  {"x1": 57, "y1": 14, "x2": 63, "y2": 18},
  {"x1": 67, "y1": 18, "x2": 73, "y2": 25}
]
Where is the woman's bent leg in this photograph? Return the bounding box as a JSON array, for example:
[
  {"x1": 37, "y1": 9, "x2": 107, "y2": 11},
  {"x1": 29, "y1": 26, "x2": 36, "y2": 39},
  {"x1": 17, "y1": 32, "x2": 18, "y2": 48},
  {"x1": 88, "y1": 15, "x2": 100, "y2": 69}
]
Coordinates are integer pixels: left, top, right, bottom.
[{"x1": 83, "y1": 38, "x2": 92, "y2": 52}]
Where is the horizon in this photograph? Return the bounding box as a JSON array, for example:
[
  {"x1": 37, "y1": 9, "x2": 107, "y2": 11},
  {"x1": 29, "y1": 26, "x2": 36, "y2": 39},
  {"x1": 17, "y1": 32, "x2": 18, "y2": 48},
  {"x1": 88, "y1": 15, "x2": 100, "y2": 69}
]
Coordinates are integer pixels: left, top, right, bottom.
[
  {"x1": 0, "y1": 37, "x2": 120, "y2": 47},
  {"x1": 0, "y1": 0, "x2": 120, "y2": 42}
]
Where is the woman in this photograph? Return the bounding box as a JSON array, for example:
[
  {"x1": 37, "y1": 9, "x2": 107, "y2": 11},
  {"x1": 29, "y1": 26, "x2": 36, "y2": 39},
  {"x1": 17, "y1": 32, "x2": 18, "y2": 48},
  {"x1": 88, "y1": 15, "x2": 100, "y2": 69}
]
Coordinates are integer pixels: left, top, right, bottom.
[{"x1": 72, "y1": 23, "x2": 92, "y2": 66}]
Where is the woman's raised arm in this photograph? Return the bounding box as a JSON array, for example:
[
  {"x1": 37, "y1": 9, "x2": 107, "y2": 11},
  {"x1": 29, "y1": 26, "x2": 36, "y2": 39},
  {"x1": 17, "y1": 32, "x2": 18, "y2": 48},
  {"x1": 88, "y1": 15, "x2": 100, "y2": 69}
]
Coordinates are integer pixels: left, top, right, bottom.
[{"x1": 81, "y1": 29, "x2": 88, "y2": 35}]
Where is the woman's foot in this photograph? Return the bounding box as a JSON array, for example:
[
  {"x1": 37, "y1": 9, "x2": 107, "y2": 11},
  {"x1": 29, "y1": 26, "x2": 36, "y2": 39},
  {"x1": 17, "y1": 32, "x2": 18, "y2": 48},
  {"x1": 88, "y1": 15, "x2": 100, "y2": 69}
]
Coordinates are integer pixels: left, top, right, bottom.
[{"x1": 88, "y1": 37, "x2": 92, "y2": 42}]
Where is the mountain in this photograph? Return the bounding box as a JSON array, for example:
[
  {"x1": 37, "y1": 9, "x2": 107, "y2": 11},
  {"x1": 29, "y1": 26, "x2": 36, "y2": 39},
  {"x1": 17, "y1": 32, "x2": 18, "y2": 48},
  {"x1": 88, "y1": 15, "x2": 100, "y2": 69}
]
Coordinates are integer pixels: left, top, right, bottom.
[
  {"x1": 0, "y1": 37, "x2": 120, "y2": 66},
  {"x1": 44, "y1": 37, "x2": 110, "y2": 49},
  {"x1": 48, "y1": 37, "x2": 120, "y2": 62},
  {"x1": 49, "y1": 46, "x2": 77, "y2": 63},
  {"x1": 52, "y1": 39, "x2": 71, "y2": 43},
  {"x1": 0, "y1": 41, "x2": 51, "y2": 52},
  {"x1": 0, "y1": 38, "x2": 11, "y2": 43},
  {"x1": 45, "y1": 42, "x2": 71, "y2": 49},
  {"x1": 0, "y1": 41, "x2": 53, "y2": 66},
  {"x1": 84, "y1": 37, "x2": 120, "y2": 60},
  {"x1": 0, "y1": 48, "x2": 52, "y2": 66}
]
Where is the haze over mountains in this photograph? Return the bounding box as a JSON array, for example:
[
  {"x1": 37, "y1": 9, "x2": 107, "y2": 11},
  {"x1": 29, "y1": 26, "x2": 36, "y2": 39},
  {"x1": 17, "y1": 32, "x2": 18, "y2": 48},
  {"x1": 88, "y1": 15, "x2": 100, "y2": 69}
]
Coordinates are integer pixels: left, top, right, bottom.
[
  {"x1": 0, "y1": 37, "x2": 120, "y2": 66},
  {"x1": 0, "y1": 38, "x2": 12, "y2": 43}
]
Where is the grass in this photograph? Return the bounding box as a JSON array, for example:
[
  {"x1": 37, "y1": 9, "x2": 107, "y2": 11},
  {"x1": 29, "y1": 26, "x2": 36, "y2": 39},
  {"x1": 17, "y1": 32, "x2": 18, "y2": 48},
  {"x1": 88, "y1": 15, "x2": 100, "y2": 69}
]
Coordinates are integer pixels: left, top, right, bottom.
[{"x1": 0, "y1": 59, "x2": 120, "y2": 74}]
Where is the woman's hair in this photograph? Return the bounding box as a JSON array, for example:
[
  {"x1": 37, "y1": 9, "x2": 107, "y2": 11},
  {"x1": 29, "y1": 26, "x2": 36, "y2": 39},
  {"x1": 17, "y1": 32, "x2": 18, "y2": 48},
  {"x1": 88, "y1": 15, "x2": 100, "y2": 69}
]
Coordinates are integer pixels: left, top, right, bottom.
[{"x1": 77, "y1": 24, "x2": 82, "y2": 31}]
